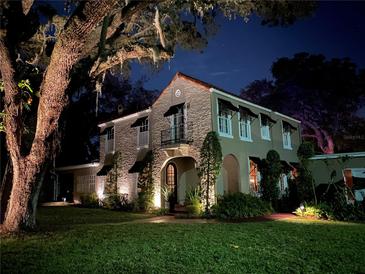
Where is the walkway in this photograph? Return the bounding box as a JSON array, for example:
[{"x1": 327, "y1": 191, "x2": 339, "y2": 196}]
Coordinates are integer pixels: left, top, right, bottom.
[{"x1": 130, "y1": 213, "x2": 296, "y2": 224}]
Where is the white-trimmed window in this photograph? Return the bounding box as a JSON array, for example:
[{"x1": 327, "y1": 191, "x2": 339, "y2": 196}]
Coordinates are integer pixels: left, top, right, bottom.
[
  {"x1": 105, "y1": 126, "x2": 115, "y2": 153},
  {"x1": 260, "y1": 114, "x2": 271, "y2": 140},
  {"x1": 282, "y1": 121, "x2": 292, "y2": 150},
  {"x1": 76, "y1": 175, "x2": 96, "y2": 193},
  {"x1": 278, "y1": 173, "x2": 289, "y2": 197},
  {"x1": 218, "y1": 99, "x2": 236, "y2": 137},
  {"x1": 239, "y1": 113, "x2": 252, "y2": 141},
  {"x1": 138, "y1": 118, "x2": 149, "y2": 147}
]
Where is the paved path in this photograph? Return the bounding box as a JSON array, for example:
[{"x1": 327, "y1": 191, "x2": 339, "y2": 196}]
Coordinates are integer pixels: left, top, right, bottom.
[
  {"x1": 131, "y1": 215, "x2": 218, "y2": 224},
  {"x1": 130, "y1": 213, "x2": 296, "y2": 224}
]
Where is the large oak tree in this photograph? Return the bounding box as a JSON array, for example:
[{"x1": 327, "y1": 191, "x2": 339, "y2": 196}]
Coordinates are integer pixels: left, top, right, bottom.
[{"x1": 0, "y1": 0, "x2": 315, "y2": 232}]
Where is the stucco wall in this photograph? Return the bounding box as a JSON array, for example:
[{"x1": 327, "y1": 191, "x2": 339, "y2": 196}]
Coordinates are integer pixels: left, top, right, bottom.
[
  {"x1": 210, "y1": 91, "x2": 301, "y2": 195},
  {"x1": 308, "y1": 156, "x2": 365, "y2": 185}
]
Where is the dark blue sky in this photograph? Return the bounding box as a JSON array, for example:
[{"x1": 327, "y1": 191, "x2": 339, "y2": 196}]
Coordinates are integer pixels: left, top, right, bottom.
[{"x1": 131, "y1": 1, "x2": 365, "y2": 94}]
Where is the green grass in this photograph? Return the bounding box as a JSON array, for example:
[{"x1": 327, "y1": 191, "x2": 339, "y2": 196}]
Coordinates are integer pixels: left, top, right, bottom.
[
  {"x1": 1, "y1": 207, "x2": 365, "y2": 273},
  {"x1": 35, "y1": 206, "x2": 151, "y2": 231}
]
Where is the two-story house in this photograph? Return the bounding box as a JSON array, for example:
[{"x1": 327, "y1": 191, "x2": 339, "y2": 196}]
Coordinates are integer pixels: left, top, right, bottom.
[{"x1": 56, "y1": 72, "x2": 301, "y2": 207}]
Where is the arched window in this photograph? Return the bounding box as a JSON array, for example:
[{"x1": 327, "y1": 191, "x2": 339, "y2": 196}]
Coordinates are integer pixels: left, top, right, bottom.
[{"x1": 166, "y1": 163, "x2": 177, "y2": 193}]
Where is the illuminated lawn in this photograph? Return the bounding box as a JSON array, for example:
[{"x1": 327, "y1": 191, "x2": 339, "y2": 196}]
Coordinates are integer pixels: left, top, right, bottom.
[{"x1": 1, "y1": 207, "x2": 365, "y2": 273}]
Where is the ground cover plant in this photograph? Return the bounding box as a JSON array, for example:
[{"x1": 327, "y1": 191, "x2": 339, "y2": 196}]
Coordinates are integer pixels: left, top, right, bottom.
[{"x1": 2, "y1": 206, "x2": 364, "y2": 273}]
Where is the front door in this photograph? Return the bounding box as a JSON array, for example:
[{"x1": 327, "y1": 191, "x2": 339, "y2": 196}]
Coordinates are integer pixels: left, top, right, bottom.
[{"x1": 166, "y1": 163, "x2": 177, "y2": 206}]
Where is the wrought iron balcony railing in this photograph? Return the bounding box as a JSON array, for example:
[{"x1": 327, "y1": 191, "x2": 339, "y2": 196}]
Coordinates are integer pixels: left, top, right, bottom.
[{"x1": 161, "y1": 122, "x2": 193, "y2": 147}]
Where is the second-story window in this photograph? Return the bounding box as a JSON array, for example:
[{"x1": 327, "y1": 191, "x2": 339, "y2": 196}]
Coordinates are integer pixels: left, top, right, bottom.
[
  {"x1": 282, "y1": 121, "x2": 296, "y2": 150},
  {"x1": 218, "y1": 98, "x2": 238, "y2": 137},
  {"x1": 138, "y1": 118, "x2": 149, "y2": 147},
  {"x1": 238, "y1": 106, "x2": 257, "y2": 142},
  {"x1": 131, "y1": 116, "x2": 149, "y2": 148},
  {"x1": 105, "y1": 126, "x2": 115, "y2": 153},
  {"x1": 239, "y1": 113, "x2": 251, "y2": 141},
  {"x1": 260, "y1": 114, "x2": 275, "y2": 141}
]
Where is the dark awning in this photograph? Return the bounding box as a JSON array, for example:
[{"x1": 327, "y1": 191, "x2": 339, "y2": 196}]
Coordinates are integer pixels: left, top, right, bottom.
[
  {"x1": 283, "y1": 121, "x2": 297, "y2": 131},
  {"x1": 97, "y1": 154, "x2": 114, "y2": 176},
  {"x1": 131, "y1": 116, "x2": 148, "y2": 128},
  {"x1": 218, "y1": 98, "x2": 239, "y2": 113},
  {"x1": 128, "y1": 161, "x2": 144, "y2": 173},
  {"x1": 100, "y1": 126, "x2": 113, "y2": 135},
  {"x1": 260, "y1": 113, "x2": 276, "y2": 124},
  {"x1": 97, "y1": 165, "x2": 113, "y2": 176},
  {"x1": 128, "y1": 150, "x2": 153, "y2": 173},
  {"x1": 239, "y1": 106, "x2": 258, "y2": 118},
  {"x1": 163, "y1": 103, "x2": 185, "y2": 117}
]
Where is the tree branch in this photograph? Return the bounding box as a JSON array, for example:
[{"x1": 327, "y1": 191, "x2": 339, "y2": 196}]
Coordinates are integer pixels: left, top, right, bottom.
[
  {"x1": 82, "y1": 1, "x2": 156, "y2": 59},
  {"x1": 153, "y1": 7, "x2": 166, "y2": 48},
  {"x1": 89, "y1": 45, "x2": 172, "y2": 78},
  {"x1": 27, "y1": 0, "x2": 119, "y2": 171},
  {"x1": 22, "y1": 0, "x2": 34, "y2": 15}
]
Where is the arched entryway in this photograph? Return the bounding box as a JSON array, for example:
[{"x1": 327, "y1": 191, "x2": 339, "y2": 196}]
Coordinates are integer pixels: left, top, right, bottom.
[
  {"x1": 223, "y1": 154, "x2": 240, "y2": 193},
  {"x1": 161, "y1": 156, "x2": 199, "y2": 207}
]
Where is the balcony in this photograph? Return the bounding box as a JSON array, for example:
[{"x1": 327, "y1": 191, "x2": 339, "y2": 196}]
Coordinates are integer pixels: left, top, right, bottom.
[{"x1": 161, "y1": 122, "x2": 193, "y2": 147}]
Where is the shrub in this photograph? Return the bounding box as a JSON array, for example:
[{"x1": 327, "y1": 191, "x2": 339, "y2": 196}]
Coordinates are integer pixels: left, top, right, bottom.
[
  {"x1": 186, "y1": 201, "x2": 202, "y2": 216},
  {"x1": 80, "y1": 192, "x2": 100, "y2": 208},
  {"x1": 297, "y1": 141, "x2": 315, "y2": 160},
  {"x1": 260, "y1": 150, "x2": 281, "y2": 206},
  {"x1": 153, "y1": 208, "x2": 169, "y2": 216},
  {"x1": 185, "y1": 187, "x2": 202, "y2": 216},
  {"x1": 293, "y1": 202, "x2": 365, "y2": 221},
  {"x1": 136, "y1": 190, "x2": 154, "y2": 212},
  {"x1": 199, "y1": 131, "x2": 222, "y2": 212},
  {"x1": 103, "y1": 194, "x2": 134, "y2": 211},
  {"x1": 213, "y1": 193, "x2": 273, "y2": 220},
  {"x1": 296, "y1": 142, "x2": 317, "y2": 204}
]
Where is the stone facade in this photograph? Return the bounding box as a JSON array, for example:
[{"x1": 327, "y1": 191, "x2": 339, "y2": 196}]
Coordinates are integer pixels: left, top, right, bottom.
[{"x1": 149, "y1": 75, "x2": 212, "y2": 206}]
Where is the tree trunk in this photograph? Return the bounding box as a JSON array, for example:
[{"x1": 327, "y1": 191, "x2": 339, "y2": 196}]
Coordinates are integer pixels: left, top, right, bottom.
[
  {"x1": 0, "y1": 160, "x2": 12, "y2": 223},
  {"x1": 1, "y1": 0, "x2": 120, "y2": 233},
  {"x1": 0, "y1": 160, "x2": 13, "y2": 224}
]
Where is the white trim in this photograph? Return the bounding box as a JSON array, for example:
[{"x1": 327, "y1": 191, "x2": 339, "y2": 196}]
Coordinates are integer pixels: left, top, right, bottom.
[
  {"x1": 56, "y1": 162, "x2": 99, "y2": 171},
  {"x1": 282, "y1": 120, "x2": 292, "y2": 150},
  {"x1": 273, "y1": 111, "x2": 301, "y2": 124},
  {"x1": 211, "y1": 88, "x2": 301, "y2": 124},
  {"x1": 212, "y1": 88, "x2": 271, "y2": 112},
  {"x1": 216, "y1": 98, "x2": 233, "y2": 138},
  {"x1": 238, "y1": 112, "x2": 252, "y2": 142},
  {"x1": 98, "y1": 108, "x2": 151, "y2": 127},
  {"x1": 310, "y1": 151, "x2": 365, "y2": 160},
  {"x1": 259, "y1": 113, "x2": 271, "y2": 141}
]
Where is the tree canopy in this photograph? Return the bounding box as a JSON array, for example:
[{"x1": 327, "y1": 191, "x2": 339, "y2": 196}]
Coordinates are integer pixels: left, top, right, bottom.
[{"x1": 241, "y1": 52, "x2": 365, "y2": 153}]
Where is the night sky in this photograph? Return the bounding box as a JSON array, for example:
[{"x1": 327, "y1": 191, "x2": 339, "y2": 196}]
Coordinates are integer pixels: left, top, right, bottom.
[{"x1": 131, "y1": 1, "x2": 365, "y2": 94}]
